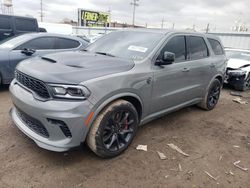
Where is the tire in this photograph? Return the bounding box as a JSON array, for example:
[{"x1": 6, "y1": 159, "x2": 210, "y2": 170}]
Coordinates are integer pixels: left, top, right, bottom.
[
  {"x1": 87, "y1": 100, "x2": 139, "y2": 158},
  {"x1": 234, "y1": 75, "x2": 250, "y2": 91},
  {"x1": 198, "y1": 79, "x2": 221, "y2": 111}
]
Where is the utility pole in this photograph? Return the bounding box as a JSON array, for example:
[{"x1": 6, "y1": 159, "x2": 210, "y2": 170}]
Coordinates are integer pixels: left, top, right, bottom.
[
  {"x1": 161, "y1": 18, "x2": 164, "y2": 28},
  {"x1": 40, "y1": 0, "x2": 44, "y2": 22},
  {"x1": 206, "y1": 23, "x2": 210, "y2": 33},
  {"x1": 130, "y1": 0, "x2": 139, "y2": 27}
]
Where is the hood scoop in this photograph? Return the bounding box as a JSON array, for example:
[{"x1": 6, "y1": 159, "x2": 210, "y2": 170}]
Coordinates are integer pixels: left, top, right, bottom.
[
  {"x1": 41, "y1": 57, "x2": 57, "y2": 63},
  {"x1": 66, "y1": 65, "x2": 84, "y2": 68}
]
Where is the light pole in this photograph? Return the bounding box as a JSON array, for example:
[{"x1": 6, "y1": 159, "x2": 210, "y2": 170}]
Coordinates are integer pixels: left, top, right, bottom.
[
  {"x1": 130, "y1": 0, "x2": 139, "y2": 27},
  {"x1": 40, "y1": 0, "x2": 44, "y2": 22}
]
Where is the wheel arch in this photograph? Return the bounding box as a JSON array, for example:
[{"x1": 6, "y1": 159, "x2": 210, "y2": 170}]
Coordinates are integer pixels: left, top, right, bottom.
[
  {"x1": 206, "y1": 74, "x2": 223, "y2": 92},
  {"x1": 88, "y1": 93, "x2": 143, "y2": 128},
  {"x1": 215, "y1": 75, "x2": 223, "y2": 85}
]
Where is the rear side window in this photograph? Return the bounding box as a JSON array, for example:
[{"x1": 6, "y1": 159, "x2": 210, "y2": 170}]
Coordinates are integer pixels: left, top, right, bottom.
[
  {"x1": 208, "y1": 38, "x2": 224, "y2": 55},
  {"x1": 16, "y1": 37, "x2": 56, "y2": 50},
  {"x1": 15, "y1": 18, "x2": 37, "y2": 32},
  {"x1": 0, "y1": 17, "x2": 11, "y2": 30},
  {"x1": 187, "y1": 36, "x2": 209, "y2": 60},
  {"x1": 160, "y1": 36, "x2": 186, "y2": 62},
  {"x1": 56, "y1": 38, "x2": 80, "y2": 49}
]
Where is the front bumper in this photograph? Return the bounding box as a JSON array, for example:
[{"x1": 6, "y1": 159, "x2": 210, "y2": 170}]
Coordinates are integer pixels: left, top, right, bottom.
[
  {"x1": 9, "y1": 81, "x2": 94, "y2": 152},
  {"x1": 224, "y1": 73, "x2": 246, "y2": 87}
]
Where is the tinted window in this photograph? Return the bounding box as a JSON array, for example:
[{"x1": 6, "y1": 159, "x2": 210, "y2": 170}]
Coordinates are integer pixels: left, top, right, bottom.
[
  {"x1": 208, "y1": 38, "x2": 224, "y2": 55},
  {"x1": 160, "y1": 36, "x2": 186, "y2": 62},
  {"x1": 188, "y1": 36, "x2": 209, "y2": 60},
  {"x1": 15, "y1": 18, "x2": 37, "y2": 32},
  {"x1": 16, "y1": 37, "x2": 56, "y2": 50},
  {"x1": 56, "y1": 38, "x2": 80, "y2": 49},
  {"x1": 0, "y1": 17, "x2": 11, "y2": 30}
]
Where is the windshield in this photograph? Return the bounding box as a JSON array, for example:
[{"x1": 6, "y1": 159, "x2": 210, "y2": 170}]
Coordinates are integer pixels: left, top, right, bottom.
[
  {"x1": 86, "y1": 31, "x2": 164, "y2": 61},
  {"x1": 225, "y1": 50, "x2": 250, "y2": 61},
  {"x1": 0, "y1": 34, "x2": 32, "y2": 49}
]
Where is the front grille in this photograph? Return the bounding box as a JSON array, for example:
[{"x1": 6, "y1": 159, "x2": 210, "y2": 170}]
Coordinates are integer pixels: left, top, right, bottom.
[
  {"x1": 16, "y1": 108, "x2": 49, "y2": 138},
  {"x1": 226, "y1": 68, "x2": 236, "y2": 74},
  {"x1": 15, "y1": 71, "x2": 50, "y2": 99}
]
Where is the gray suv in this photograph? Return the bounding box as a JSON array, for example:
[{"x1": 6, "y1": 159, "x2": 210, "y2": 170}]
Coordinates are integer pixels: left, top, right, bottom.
[{"x1": 10, "y1": 30, "x2": 227, "y2": 158}]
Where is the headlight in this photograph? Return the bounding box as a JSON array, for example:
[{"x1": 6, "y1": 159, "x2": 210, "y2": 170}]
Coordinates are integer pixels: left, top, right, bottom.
[
  {"x1": 228, "y1": 69, "x2": 246, "y2": 76},
  {"x1": 48, "y1": 84, "x2": 90, "y2": 100}
]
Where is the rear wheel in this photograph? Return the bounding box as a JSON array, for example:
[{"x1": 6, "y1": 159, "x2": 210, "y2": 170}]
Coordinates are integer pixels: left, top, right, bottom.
[
  {"x1": 87, "y1": 100, "x2": 139, "y2": 158},
  {"x1": 198, "y1": 79, "x2": 221, "y2": 111}
]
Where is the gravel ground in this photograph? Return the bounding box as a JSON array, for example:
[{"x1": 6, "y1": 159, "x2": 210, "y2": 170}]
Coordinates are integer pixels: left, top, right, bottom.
[{"x1": 0, "y1": 85, "x2": 250, "y2": 188}]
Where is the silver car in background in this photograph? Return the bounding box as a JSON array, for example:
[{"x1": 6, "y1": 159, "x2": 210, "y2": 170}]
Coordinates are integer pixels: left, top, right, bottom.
[
  {"x1": 10, "y1": 30, "x2": 227, "y2": 158},
  {"x1": 0, "y1": 33, "x2": 89, "y2": 85}
]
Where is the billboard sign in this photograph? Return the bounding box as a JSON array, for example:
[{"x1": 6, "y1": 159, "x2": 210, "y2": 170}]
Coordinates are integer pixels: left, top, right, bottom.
[{"x1": 78, "y1": 9, "x2": 110, "y2": 27}]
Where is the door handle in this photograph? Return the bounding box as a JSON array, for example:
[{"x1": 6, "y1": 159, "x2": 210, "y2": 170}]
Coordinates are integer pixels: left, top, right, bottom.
[
  {"x1": 146, "y1": 77, "x2": 152, "y2": 84},
  {"x1": 182, "y1": 68, "x2": 190, "y2": 72},
  {"x1": 3, "y1": 33, "x2": 11, "y2": 36}
]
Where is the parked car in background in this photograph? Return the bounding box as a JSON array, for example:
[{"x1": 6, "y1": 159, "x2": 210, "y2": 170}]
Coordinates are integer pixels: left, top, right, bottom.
[
  {"x1": 0, "y1": 33, "x2": 89, "y2": 85},
  {"x1": 0, "y1": 14, "x2": 43, "y2": 41},
  {"x1": 224, "y1": 48, "x2": 250, "y2": 91},
  {"x1": 72, "y1": 34, "x2": 90, "y2": 43},
  {"x1": 38, "y1": 22, "x2": 72, "y2": 35},
  {"x1": 9, "y1": 30, "x2": 226, "y2": 158},
  {"x1": 87, "y1": 33, "x2": 105, "y2": 43}
]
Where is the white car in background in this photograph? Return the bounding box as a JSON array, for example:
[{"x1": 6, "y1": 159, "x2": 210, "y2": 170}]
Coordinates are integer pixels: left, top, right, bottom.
[{"x1": 225, "y1": 48, "x2": 250, "y2": 91}]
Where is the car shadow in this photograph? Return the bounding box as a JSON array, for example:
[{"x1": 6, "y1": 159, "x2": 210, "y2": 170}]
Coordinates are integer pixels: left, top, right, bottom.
[{"x1": 0, "y1": 85, "x2": 9, "y2": 92}]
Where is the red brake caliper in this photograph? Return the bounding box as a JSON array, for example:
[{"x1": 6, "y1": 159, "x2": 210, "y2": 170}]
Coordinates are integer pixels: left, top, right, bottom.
[{"x1": 125, "y1": 119, "x2": 128, "y2": 130}]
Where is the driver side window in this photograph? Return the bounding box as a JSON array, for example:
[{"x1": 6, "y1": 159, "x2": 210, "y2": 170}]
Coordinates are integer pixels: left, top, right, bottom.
[
  {"x1": 15, "y1": 37, "x2": 56, "y2": 50},
  {"x1": 159, "y1": 36, "x2": 186, "y2": 63}
]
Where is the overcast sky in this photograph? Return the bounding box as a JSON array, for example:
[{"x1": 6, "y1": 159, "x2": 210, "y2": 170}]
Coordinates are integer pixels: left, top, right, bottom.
[{"x1": 5, "y1": 0, "x2": 250, "y2": 31}]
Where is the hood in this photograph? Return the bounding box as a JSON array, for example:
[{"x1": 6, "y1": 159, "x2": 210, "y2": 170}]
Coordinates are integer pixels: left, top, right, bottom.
[
  {"x1": 227, "y1": 58, "x2": 250, "y2": 69},
  {"x1": 16, "y1": 51, "x2": 135, "y2": 84}
]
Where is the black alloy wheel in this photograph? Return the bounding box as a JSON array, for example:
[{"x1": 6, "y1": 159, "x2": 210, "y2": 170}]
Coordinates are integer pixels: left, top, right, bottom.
[
  {"x1": 207, "y1": 80, "x2": 221, "y2": 110},
  {"x1": 102, "y1": 110, "x2": 136, "y2": 152},
  {"x1": 87, "y1": 100, "x2": 139, "y2": 158}
]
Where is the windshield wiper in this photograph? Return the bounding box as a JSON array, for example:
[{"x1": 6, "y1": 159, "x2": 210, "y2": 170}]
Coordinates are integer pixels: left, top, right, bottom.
[{"x1": 95, "y1": 51, "x2": 116, "y2": 57}]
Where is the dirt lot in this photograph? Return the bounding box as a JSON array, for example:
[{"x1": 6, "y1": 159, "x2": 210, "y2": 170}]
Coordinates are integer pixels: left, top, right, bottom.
[{"x1": 0, "y1": 85, "x2": 250, "y2": 188}]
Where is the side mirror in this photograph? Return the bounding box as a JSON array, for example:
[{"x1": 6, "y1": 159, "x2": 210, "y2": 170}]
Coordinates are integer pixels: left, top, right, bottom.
[
  {"x1": 21, "y1": 48, "x2": 36, "y2": 56},
  {"x1": 155, "y1": 51, "x2": 175, "y2": 66}
]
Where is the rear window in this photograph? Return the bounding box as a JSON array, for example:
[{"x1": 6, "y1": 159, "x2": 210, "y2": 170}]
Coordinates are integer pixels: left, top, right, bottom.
[
  {"x1": 15, "y1": 18, "x2": 37, "y2": 32},
  {"x1": 0, "y1": 17, "x2": 11, "y2": 30},
  {"x1": 56, "y1": 38, "x2": 80, "y2": 49},
  {"x1": 188, "y1": 36, "x2": 209, "y2": 60},
  {"x1": 208, "y1": 38, "x2": 224, "y2": 55}
]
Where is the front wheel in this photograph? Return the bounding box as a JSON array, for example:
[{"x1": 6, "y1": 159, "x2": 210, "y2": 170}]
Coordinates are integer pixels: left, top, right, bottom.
[
  {"x1": 198, "y1": 79, "x2": 221, "y2": 111},
  {"x1": 87, "y1": 100, "x2": 139, "y2": 158}
]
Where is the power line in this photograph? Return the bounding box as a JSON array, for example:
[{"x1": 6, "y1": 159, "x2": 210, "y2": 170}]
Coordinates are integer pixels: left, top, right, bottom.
[{"x1": 130, "y1": 0, "x2": 139, "y2": 27}]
